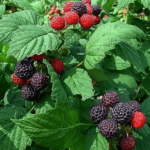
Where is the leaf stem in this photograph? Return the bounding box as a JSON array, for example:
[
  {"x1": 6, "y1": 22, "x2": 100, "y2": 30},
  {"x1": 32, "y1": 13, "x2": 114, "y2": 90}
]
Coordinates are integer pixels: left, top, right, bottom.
[{"x1": 75, "y1": 61, "x2": 83, "y2": 68}]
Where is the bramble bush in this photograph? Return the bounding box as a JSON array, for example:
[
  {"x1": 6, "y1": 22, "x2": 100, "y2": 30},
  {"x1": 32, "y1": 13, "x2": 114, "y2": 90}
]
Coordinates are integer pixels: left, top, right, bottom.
[{"x1": 0, "y1": 0, "x2": 150, "y2": 150}]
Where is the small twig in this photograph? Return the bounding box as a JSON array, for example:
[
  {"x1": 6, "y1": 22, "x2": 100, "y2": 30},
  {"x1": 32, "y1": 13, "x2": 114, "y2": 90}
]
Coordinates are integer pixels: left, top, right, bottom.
[{"x1": 75, "y1": 61, "x2": 83, "y2": 68}]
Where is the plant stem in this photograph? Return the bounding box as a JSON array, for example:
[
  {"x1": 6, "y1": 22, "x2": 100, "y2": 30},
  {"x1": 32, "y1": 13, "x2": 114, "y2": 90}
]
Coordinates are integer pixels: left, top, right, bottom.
[
  {"x1": 75, "y1": 61, "x2": 83, "y2": 68},
  {"x1": 29, "y1": 105, "x2": 35, "y2": 113}
]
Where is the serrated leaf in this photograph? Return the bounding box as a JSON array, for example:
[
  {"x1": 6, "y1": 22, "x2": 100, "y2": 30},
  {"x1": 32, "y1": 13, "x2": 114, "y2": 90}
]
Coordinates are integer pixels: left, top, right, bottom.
[
  {"x1": 86, "y1": 127, "x2": 109, "y2": 150},
  {"x1": 103, "y1": 55, "x2": 131, "y2": 70},
  {"x1": 35, "y1": 93, "x2": 55, "y2": 114},
  {"x1": 64, "y1": 29, "x2": 82, "y2": 48},
  {"x1": 134, "y1": 124, "x2": 150, "y2": 150},
  {"x1": 141, "y1": 0, "x2": 150, "y2": 10},
  {"x1": 0, "y1": 5, "x2": 5, "y2": 16},
  {"x1": 0, "y1": 107, "x2": 31, "y2": 150},
  {"x1": 31, "y1": 1, "x2": 45, "y2": 14},
  {"x1": 43, "y1": 59, "x2": 68, "y2": 103},
  {"x1": 118, "y1": 0, "x2": 135, "y2": 8},
  {"x1": 141, "y1": 97, "x2": 150, "y2": 124},
  {"x1": 13, "y1": 104, "x2": 83, "y2": 149},
  {"x1": 0, "y1": 10, "x2": 38, "y2": 44},
  {"x1": 61, "y1": 68, "x2": 94, "y2": 101},
  {"x1": 26, "y1": 142, "x2": 49, "y2": 150},
  {"x1": 8, "y1": 25, "x2": 62, "y2": 60},
  {"x1": 4, "y1": 87, "x2": 25, "y2": 107},
  {"x1": 84, "y1": 22, "x2": 146, "y2": 70},
  {"x1": 6, "y1": 0, "x2": 32, "y2": 9}
]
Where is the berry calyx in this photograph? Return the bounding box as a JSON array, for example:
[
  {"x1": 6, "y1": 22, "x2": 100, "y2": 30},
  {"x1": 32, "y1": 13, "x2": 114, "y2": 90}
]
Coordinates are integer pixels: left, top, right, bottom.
[
  {"x1": 64, "y1": 11, "x2": 79, "y2": 25},
  {"x1": 92, "y1": 5, "x2": 101, "y2": 16},
  {"x1": 12, "y1": 73, "x2": 26, "y2": 86},
  {"x1": 79, "y1": 14, "x2": 94, "y2": 29},
  {"x1": 89, "y1": 104, "x2": 108, "y2": 124},
  {"x1": 111, "y1": 102, "x2": 132, "y2": 124},
  {"x1": 50, "y1": 16, "x2": 65, "y2": 30},
  {"x1": 119, "y1": 134, "x2": 136, "y2": 150},
  {"x1": 98, "y1": 119, "x2": 119, "y2": 138},
  {"x1": 131, "y1": 112, "x2": 146, "y2": 129},
  {"x1": 63, "y1": 2, "x2": 74, "y2": 12},
  {"x1": 31, "y1": 54, "x2": 45, "y2": 61},
  {"x1": 50, "y1": 59, "x2": 64, "y2": 74},
  {"x1": 102, "y1": 91, "x2": 120, "y2": 107},
  {"x1": 71, "y1": 2, "x2": 87, "y2": 17},
  {"x1": 31, "y1": 72, "x2": 48, "y2": 91}
]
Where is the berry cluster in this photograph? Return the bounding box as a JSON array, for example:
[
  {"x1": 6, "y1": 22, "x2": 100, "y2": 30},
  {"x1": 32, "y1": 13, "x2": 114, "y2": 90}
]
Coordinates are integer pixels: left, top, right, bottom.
[
  {"x1": 50, "y1": 0, "x2": 101, "y2": 30},
  {"x1": 89, "y1": 91, "x2": 146, "y2": 150},
  {"x1": 48, "y1": 6, "x2": 65, "y2": 20},
  {"x1": 12, "y1": 55, "x2": 64, "y2": 101}
]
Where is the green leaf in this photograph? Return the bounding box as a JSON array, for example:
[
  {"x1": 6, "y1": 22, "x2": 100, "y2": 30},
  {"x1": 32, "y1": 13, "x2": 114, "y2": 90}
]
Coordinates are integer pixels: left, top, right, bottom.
[
  {"x1": 0, "y1": 10, "x2": 38, "y2": 44},
  {"x1": 141, "y1": 77, "x2": 150, "y2": 95},
  {"x1": 43, "y1": 59, "x2": 68, "y2": 103},
  {"x1": 101, "y1": 0, "x2": 114, "y2": 13},
  {"x1": 118, "y1": 0, "x2": 135, "y2": 8},
  {"x1": 86, "y1": 127, "x2": 109, "y2": 150},
  {"x1": 134, "y1": 124, "x2": 150, "y2": 150},
  {"x1": 35, "y1": 93, "x2": 55, "y2": 114},
  {"x1": 84, "y1": 22, "x2": 146, "y2": 70},
  {"x1": 141, "y1": 0, "x2": 150, "y2": 10},
  {"x1": 64, "y1": 29, "x2": 82, "y2": 48},
  {"x1": 61, "y1": 68, "x2": 94, "y2": 101},
  {"x1": 103, "y1": 55, "x2": 131, "y2": 70},
  {"x1": 141, "y1": 97, "x2": 150, "y2": 124},
  {"x1": 26, "y1": 142, "x2": 49, "y2": 150},
  {"x1": 4, "y1": 87, "x2": 25, "y2": 107},
  {"x1": 31, "y1": 1, "x2": 45, "y2": 14},
  {"x1": 0, "y1": 107, "x2": 32, "y2": 150},
  {"x1": 6, "y1": 0, "x2": 32, "y2": 9},
  {"x1": 8, "y1": 25, "x2": 62, "y2": 61},
  {"x1": 70, "y1": 134, "x2": 86, "y2": 150},
  {"x1": 13, "y1": 104, "x2": 83, "y2": 149},
  {"x1": 0, "y1": 5, "x2": 5, "y2": 16},
  {"x1": 87, "y1": 68, "x2": 109, "y2": 81},
  {"x1": 141, "y1": 41, "x2": 150, "y2": 52}
]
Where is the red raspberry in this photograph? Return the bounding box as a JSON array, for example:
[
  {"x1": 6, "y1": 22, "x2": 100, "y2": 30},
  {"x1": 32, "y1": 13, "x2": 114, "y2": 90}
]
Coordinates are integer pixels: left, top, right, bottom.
[
  {"x1": 51, "y1": 7, "x2": 56, "y2": 11},
  {"x1": 82, "y1": 0, "x2": 91, "y2": 4},
  {"x1": 131, "y1": 112, "x2": 146, "y2": 129},
  {"x1": 64, "y1": 11, "x2": 79, "y2": 25},
  {"x1": 93, "y1": 16, "x2": 101, "y2": 24},
  {"x1": 79, "y1": 14, "x2": 94, "y2": 29},
  {"x1": 31, "y1": 54, "x2": 45, "y2": 61},
  {"x1": 63, "y1": 2, "x2": 74, "y2": 12},
  {"x1": 119, "y1": 134, "x2": 136, "y2": 150},
  {"x1": 85, "y1": 4, "x2": 92, "y2": 15},
  {"x1": 50, "y1": 16, "x2": 65, "y2": 30},
  {"x1": 12, "y1": 73, "x2": 26, "y2": 86},
  {"x1": 50, "y1": 59, "x2": 64, "y2": 73}
]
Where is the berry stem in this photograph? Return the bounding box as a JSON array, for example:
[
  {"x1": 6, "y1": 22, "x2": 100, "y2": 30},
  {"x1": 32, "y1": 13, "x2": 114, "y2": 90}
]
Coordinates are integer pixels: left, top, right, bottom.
[
  {"x1": 109, "y1": 138, "x2": 113, "y2": 150},
  {"x1": 29, "y1": 105, "x2": 35, "y2": 113}
]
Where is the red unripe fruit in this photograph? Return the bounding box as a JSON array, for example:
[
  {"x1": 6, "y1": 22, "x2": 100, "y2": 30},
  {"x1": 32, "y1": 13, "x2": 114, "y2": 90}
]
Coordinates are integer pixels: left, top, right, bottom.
[
  {"x1": 141, "y1": 12, "x2": 145, "y2": 17},
  {"x1": 64, "y1": 11, "x2": 79, "y2": 25},
  {"x1": 51, "y1": 7, "x2": 56, "y2": 11},
  {"x1": 79, "y1": 14, "x2": 94, "y2": 29},
  {"x1": 48, "y1": 15, "x2": 53, "y2": 20},
  {"x1": 50, "y1": 16, "x2": 65, "y2": 30},
  {"x1": 63, "y1": 2, "x2": 74, "y2": 12},
  {"x1": 49, "y1": 10, "x2": 54, "y2": 15},
  {"x1": 60, "y1": 10, "x2": 65, "y2": 15},
  {"x1": 93, "y1": 16, "x2": 101, "y2": 24},
  {"x1": 137, "y1": 14, "x2": 140, "y2": 18},
  {"x1": 123, "y1": 9, "x2": 127, "y2": 15},
  {"x1": 131, "y1": 112, "x2": 146, "y2": 129},
  {"x1": 31, "y1": 54, "x2": 45, "y2": 61},
  {"x1": 55, "y1": 8, "x2": 60, "y2": 13},
  {"x1": 50, "y1": 59, "x2": 64, "y2": 74},
  {"x1": 82, "y1": 0, "x2": 91, "y2": 4},
  {"x1": 103, "y1": 15, "x2": 108, "y2": 18},
  {"x1": 12, "y1": 73, "x2": 26, "y2": 86}
]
